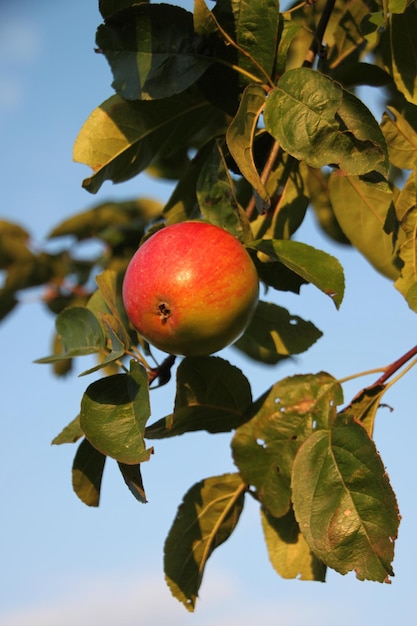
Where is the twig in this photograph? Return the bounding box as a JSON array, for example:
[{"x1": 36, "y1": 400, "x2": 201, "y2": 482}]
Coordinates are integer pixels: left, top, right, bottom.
[{"x1": 302, "y1": 0, "x2": 336, "y2": 68}]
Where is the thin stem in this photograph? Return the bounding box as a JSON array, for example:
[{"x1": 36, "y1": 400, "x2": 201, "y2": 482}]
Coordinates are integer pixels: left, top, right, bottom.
[
  {"x1": 206, "y1": 9, "x2": 275, "y2": 88},
  {"x1": 302, "y1": 0, "x2": 336, "y2": 68},
  {"x1": 246, "y1": 140, "x2": 281, "y2": 219},
  {"x1": 372, "y1": 344, "x2": 417, "y2": 387}
]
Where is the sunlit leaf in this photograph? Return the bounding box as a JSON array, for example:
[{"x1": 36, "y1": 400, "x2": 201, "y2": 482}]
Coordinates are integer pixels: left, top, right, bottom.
[
  {"x1": 80, "y1": 360, "x2": 152, "y2": 464},
  {"x1": 226, "y1": 83, "x2": 269, "y2": 210},
  {"x1": 261, "y1": 506, "x2": 326, "y2": 581},
  {"x1": 341, "y1": 384, "x2": 387, "y2": 437},
  {"x1": 250, "y1": 239, "x2": 345, "y2": 308},
  {"x1": 35, "y1": 307, "x2": 106, "y2": 363},
  {"x1": 395, "y1": 200, "x2": 417, "y2": 312},
  {"x1": 145, "y1": 356, "x2": 252, "y2": 438},
  {"x1": 264, "y1": 68, "x2": 388, "y2": 177},
  {"x1": 234, "y1": 300, "x2": 322, "y2": 364},
  {"x1": 381, "y1": 107, "x2": 417, "y2": 170},
  {"x1": 73, "y1": 90, "x2": 217, "y2": 193},
  {"x1": 232, "y1": 373, "x2": 343, "y2": 517},
  {"x1": 328, "y1": 173, "x2": 400, "y2": 280},
  {"x1": 51, "y1": 416, "x2": 83, "y2": 445},
  {"x1": 72, "y1": 438, "x2": 107, "y2": 507},
  {"x1": 292, "y1": 414, "x2": 400, "y2": 582},
  {"x1": 164, "y1": 473, "x2": 245, "y2": 611}
]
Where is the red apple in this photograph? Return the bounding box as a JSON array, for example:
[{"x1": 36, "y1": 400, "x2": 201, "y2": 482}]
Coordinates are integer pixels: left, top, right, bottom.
[{"x1": 122, "y1": 221, "x2": 259, "y2": 356}]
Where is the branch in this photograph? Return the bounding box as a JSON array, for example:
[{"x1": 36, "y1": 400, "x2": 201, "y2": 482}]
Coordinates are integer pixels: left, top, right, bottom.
[{"x1": 302, "y1": 0, "x2": 336, "y2": 68}]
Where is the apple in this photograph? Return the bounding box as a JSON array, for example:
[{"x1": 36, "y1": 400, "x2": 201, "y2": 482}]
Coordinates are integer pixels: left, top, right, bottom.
[{"x1": 122, "y1": 221, "x2": 259, "y2": 356}]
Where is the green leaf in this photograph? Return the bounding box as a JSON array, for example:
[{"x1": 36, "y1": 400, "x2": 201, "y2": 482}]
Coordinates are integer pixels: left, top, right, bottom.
[
  {"x1": 35, "y1": 307, "x2": 106, "y2": 363},
  {"x1": 51, "y1": 416, "x2": 83, "y2": 445},
  {"x1": 234, "y1": 300, "x2": 322, "y2": 364},
  {"x1": 145, "y1": 356, "x2": 252, "y2": 439},
  {"x1": 232, "y1": 373, "x2": 343, "y2": 517},
  {"x1": 261, "y1": 506, "x2": 326, "y2": 581},
  {"x1": 250, "y1": 239, "x2": 345, "y2": 308},
  {"x1": 394, "y1": 181, "x2": 417, "y2": 311},
  {"x1": 341, "y1": 384, "x2": 387, "y2": 437},
  {"x1": 117, "y1": 462, "x2": 147, "y2": 503},
  {"x1": 80, "y1": 360, "x2": 152, "y2": 464},
  {"x1": 384, "y1": 5, "x2": 417, "y2": 105},
  {"x1": 79, "y1": 321, "x2": 125, "y2": 377},
  {"x1": 292, "y1": 414, "x2": 400, "y2": 582},
  {"x1": 381, "y1": 107, "x2": 417, "y2": 170},
  {"x1": 264, "y1": 68, "x2": 388, "y2": 177},
  {"x1": 72, "y1": 438, "x2": 107, "y2": 507},
  {"x1": 275, "y1": 18, "x2": 301, "y2": 77},
  {"x1": 328, "y1": 173, "x2": 400, "y2": 280},
  {"x1": 95, "y1": 270, "x2": 134, "y2": 348},
  {"x1": 73, "y1": 90, "x2": 218, "y2": 193},
  {"x1": 164, "y1": 473, "x2": 245, "y2": 612},
  {"x1": 96, "y1": 4, "x2": 213, "y2": 100},
  {"x1": 196, "y1": 141, "x2": 252, "y2": 241},
  {"x1": 225, "y1": 83, "x2": 269, "y2": 210},
  {"x1": 306, "y1": 167, "x2": 350, "y2": 245}
]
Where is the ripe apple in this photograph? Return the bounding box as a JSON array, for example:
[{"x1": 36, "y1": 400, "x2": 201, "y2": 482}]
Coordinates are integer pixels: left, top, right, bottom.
[{"x1": 122, "y1": 221, "x2": 259, "y2": 356}]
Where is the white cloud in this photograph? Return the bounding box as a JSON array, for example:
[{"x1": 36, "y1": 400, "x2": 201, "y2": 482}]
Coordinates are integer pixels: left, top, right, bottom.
[{"x1": 0, "y1": 568, "x2": 325, "y2": 626}]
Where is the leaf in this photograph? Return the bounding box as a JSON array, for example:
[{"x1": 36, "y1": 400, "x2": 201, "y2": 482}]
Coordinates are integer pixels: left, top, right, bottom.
[
  {"x1": 395, "y1": 202, "x2": 417, "y2": 312},
  {"x1": 51, "y1": 416, "x2": 83, "y2": 445},
  {"x1": 95, "y1": 270, "x2": 133, "y2": 348},
  {"x1": 80, "y1": 360, "x2": 152, "y2": 464},
  {"x1": 226, "y1": 83, "x2": 269, "y2": 210},
  {"x1": 164, "y1": 473, "x2": 245, "y2": 612},
  {"x1": 328, "y1": 173, "x2": 400, "y2": 280},
  {"x1": 231, "y1": 373, "x2": 343, "y2": 517},
  {"x1": 73, "y1": 90, "x2": 217, "y2": 193},
  {"x1": 234, "y1": 300, "x2": 322, "y2": 365},
  {"x1": 72, "y1": 438, "x2": 107, "y2": 507},
  {"x1": 196, "y1": 141, "x2": 252, "y2": 242},
  {"x1": 35, "y1": 307, "x2": 106, "y2": 363},
  {"x1": 275, "y1": 18, "x2": 301, "y2": 77},
  {"x1": 96, "y1": 4, "x2": 213, "y2": 100},
  {"x1": 384, "y1": 5, "x2": 417, "y2": 105},
  {"x1": 306, "y1": 167, "x2": 350, "y2": 245},
  {"x1": 292, "y1": 414, "x2": 400, "y2": 582},
  {"x1": 250, "y1": 239, "x2": 345, "y2": 308},
  {"x1": 118, "y1": 462, "x2": 147, "y2": 503},
  {"x1": 341, "y1": 384, "x2": 387, "y2": 437},
  {"x1": 79, "y1": 321, "x2": 125, "y2": 377},
  {"x1": 381, "y1": 107, "x2": 417, "y2": 170},
  {"x1": 261, "y1": 506, "x2": 326, "y2": 581},
  {"x1": 145, "y1": 356, "x2": 252, "y2": 439},
  {"x1": 264, "y1": 68, "x2": 388, "y2": 177}
]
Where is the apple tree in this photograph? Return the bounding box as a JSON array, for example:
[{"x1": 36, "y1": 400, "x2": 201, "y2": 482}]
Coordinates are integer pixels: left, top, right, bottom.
[{"x1": 1, "y1": 0, "x2": 417, "y2": 612}]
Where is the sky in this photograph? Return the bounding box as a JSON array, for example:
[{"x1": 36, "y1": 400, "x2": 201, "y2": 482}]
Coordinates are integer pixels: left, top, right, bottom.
[{"x1": 0, "y1": 1, "x2": 416, "y2": 624}]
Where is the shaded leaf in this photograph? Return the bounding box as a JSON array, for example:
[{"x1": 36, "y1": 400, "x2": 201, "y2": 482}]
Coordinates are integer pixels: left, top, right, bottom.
[
  {"x1": 146, "y1": 356, "x2": 252, "y2": 439},
  {"x1": 384, "y1": 5, "x2": 417, "y2": 105},
  {"x1": 164, "y1": 473, "x2": 245, "y2": 612},
  {"x1": 97, "y1": 4, "x2": 213, "y2": 100},
  {"x1": 395, "y1": 199, "x2": 417, "y2": 312},
  {"x1": 251, "y1": 239, "x2": 345, "y2": 308},
  {"x1": 72, "y1": 438, "x2": 107, "y2": 507},
  {"x1": 264, "y1": 68, "x2": 388, "y2": 177},
  {"x1": 196, "y1": 141, "x2": 252, "y2": 242},
  {"x1": 232, "y1": 373, "x2": 343, "y2": 517},
  {"x1": 292, "y1": 414, "x2": 400, "y2": 582},
  {"x1": 328, "y1": 173, "x2": 400, "y2": 280},
  {"x1": 80, "y1": 360, "x2": 152, "y2": 464},
  {"x1": 261, "y1": 506, "x2": 326, "y2": 581},
  {"x1": 234, "y1": 300, "x2": 322, "y2": 364},
  {"x1": 118, "y1": 462, "x2": 147, "y2": 503}
]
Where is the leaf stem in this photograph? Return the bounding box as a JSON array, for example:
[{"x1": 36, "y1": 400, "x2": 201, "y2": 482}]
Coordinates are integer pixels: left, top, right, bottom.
[
  {"x1": 246, "y1": 140, "x2": 281, "y2": 219},
  {"x1": 302, "y1": 0, "x2": 336, "y2": 68}
]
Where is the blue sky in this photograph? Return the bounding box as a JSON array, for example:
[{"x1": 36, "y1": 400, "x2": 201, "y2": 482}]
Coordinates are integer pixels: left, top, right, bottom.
[{"x1": 0, "y1": 1, "x2": 416, "y2": 624}]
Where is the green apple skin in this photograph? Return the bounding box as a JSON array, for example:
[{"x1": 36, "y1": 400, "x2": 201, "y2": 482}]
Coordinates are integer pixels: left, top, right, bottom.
[{"x1": 122, "y1": 221, "x2": 259, "y2": 356}]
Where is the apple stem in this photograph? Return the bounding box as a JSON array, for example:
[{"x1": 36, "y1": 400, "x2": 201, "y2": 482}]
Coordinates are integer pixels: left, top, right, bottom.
[{"x1": 148, "y1": 354, "x2": 176, "y2": 387}]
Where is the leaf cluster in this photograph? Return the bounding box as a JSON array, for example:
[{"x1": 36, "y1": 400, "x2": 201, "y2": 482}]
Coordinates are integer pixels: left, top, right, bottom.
[{"x1": 3, "y1": 0, "x2": 417, "y2": 612}]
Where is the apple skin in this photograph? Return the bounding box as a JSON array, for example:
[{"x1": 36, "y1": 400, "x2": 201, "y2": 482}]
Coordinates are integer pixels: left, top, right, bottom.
[{"x1": 122, "y1": 221, "x2": 259, "y2": 356}]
